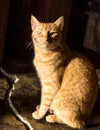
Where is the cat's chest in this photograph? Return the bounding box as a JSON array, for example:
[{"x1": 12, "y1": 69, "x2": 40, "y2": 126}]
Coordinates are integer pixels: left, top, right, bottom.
[
  {"x1": 34, "y1": 55, "x2": 64, "y2": 77},
  {"x1": 34, "y1": 58, "x2": 57, "y2": 73}
]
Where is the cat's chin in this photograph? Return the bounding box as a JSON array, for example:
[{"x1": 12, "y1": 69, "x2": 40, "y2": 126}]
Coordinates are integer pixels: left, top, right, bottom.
[{"x1": 40, "y1": 44, "x2": 47, "y2": 48}]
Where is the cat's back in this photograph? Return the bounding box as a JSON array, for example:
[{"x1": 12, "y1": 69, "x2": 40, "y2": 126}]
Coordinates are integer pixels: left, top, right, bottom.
[
  {"x1": 51, "y1": 51, "x2": 98, "y2": 118},
  {"x1": 63, "y1": 51, "x2": 98, "y2": 85},
  {"x1": 60, "y1": 51, "x2": 98, "y2": 94}
]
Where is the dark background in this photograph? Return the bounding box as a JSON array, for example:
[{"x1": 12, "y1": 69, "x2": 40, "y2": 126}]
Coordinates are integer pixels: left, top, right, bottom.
[{"x1": 3, "y1": 0, "x2": 87, "y2": 63}]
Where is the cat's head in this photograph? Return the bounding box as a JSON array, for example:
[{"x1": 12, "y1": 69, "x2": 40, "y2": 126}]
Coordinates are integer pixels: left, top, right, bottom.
[{"x1": 31, "y1": 15, "x2": 64, "y2": 50}]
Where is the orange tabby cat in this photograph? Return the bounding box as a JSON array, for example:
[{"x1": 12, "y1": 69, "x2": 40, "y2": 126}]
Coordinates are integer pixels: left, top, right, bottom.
[{"x1": 31, "y1": 15, "x2": 98, "y2": 128}]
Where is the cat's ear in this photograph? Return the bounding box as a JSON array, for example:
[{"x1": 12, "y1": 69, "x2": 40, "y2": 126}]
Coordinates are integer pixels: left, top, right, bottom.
[
  {"x1": 54, "y1": 16, "x2": 64, "y2": 31},
  {"x1": 31, "y1": 15, "x2": 40, "y2": 31}
]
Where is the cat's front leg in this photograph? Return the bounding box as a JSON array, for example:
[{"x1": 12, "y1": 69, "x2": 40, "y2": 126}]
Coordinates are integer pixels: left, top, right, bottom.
[
  {"x1": 32, "y1": 102, "x2": 50, "y2": 120},
  {"x1": 32, "y1": 82, "x2": 60, "y2": 120},
  {"x1": 32, "y1": 94, "x2": 52, "y2": 119},
  {"x1": 36, "y1": 105, "x2": 53, "y2": 113},
  {"x1": 31, "y1": 105, "x2": 42, "y2": 119},
  {"x1": 32, "y1": 105, "x2": 53, "y2": 120}
]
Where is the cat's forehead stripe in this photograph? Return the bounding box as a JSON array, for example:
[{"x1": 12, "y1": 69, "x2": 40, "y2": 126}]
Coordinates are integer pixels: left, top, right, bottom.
[{"x1": 40, "y1": 23, "x2": 58, "y2": 31}]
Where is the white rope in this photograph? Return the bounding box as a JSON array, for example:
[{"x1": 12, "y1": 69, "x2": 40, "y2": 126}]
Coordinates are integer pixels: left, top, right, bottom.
[{"x1": 8, "y1": 77, "x2": 34, "y2": 130}]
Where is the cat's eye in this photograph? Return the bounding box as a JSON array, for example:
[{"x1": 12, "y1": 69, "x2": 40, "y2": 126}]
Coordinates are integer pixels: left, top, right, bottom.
[
  {"x1": 50, "y1": 32, "x2": 58, "y2": 38},
  {"x1": 36, "y1": 31, "x2": 41, "y2": 35}
]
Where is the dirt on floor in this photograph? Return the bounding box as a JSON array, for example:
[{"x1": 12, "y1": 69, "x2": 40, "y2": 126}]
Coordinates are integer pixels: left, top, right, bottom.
[{"x1": 0, "y1": 60, "x2": 100, "y2": 130}]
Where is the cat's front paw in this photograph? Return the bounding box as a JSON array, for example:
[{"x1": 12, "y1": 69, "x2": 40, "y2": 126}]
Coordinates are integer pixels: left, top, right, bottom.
[
  {"x1": 46, "y1": 115, "x2": 55, "y2": 123},
  {"x1": 32, "y1": 111, "x2": 42, "y2": 120},
  {"x1": 36, "y1": 105, "x2": 40, "y2": 111}
]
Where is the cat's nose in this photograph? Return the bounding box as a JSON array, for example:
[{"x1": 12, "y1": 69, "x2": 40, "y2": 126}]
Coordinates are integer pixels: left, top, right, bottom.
[
  {"x1": 43, "y1": 38, "x2": 48, "y2": 44},
  {"x1": 44, "y1": 40, "x2": 48, "y2": 44}
]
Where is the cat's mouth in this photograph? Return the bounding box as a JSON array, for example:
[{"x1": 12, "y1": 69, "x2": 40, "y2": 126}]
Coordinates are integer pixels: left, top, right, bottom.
[{"x1": 41, "y1": 41, "x2": 50, "y2": 47}]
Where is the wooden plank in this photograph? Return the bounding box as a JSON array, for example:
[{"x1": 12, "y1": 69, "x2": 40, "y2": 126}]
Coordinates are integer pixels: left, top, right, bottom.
[
  {"x1": 83, "y1": 16, "x2": 100, "y2": 52},
  {"x1": 0, "y1": 0, "x2": 10, "y2": 63}
]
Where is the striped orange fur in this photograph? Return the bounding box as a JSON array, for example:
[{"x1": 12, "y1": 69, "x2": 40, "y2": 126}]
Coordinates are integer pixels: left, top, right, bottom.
[{"x1": 31, "y1": 15, "x2": 98, "y2": 128}]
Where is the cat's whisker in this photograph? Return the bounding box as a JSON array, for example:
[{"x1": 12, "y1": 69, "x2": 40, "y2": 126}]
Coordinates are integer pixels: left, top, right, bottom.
[
  {"x1": 25, "y1": 41, "x2": 33, "y2": 50},
  {"x1": 56, "y1": 42, "x2": 64, "y2": 50}
]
